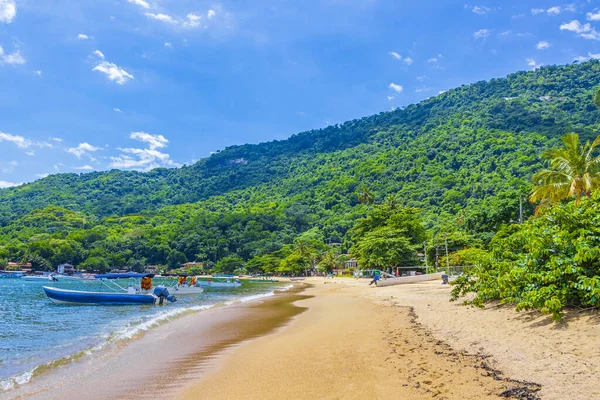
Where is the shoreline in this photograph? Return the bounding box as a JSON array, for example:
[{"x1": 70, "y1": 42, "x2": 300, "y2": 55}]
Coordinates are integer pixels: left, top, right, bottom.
[
  {"x1": 6, "y1": 284, "x2": 309, "y2": 400},
  {"x1": 180, "y1": 281, "x2": 518, "y2": 400},
  {"x1": 7, "y1": 278, "x2": 599, "y2": 400}
]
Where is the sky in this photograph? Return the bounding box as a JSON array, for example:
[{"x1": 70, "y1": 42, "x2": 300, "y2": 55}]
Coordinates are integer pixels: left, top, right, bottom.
[{"x1": 1, "y1": 0, "x2": 600, "y2": 187}]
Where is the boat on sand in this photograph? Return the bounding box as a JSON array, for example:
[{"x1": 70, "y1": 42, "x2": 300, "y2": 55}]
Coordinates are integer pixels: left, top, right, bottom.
[{"x1": 375, "y1": 272, "x2": 444, "y2": 287}]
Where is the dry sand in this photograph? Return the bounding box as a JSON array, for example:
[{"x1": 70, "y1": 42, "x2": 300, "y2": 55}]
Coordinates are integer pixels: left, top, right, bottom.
[
  {"x1": 181, "y1": 278, "x2": 600, "y2": 400},
  {"x1": 180, "y1": 282, "x2": 523, "y2": 400}
]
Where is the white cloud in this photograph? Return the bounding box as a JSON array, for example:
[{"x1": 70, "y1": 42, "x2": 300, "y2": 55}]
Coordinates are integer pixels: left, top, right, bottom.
[
  {"x1": 130, "y1": 131, "x2": 168, "y2": 149},
  {"x1": 404, "y1": 57, "x2": 413, "y2": 65},
  {"x1": 389, "y1": 51, "x2": 401, "y2": 60},
  {"x1": 560, "y1": 20, "x2": 600, "y2": 41},
  {"x1": 128, "y1": 0, "x2": 150, "y2": 9},
  {"x1": 427, "y1": 57, "x2": 438, "y2": 63},
  {"x1": 537, "y1": 41, "x2": 550, "y2": 50},
  {"x1": 75, "y1": 165, "x2": 94, "y2": 171},
  {"x1": 66, "y1": 142, "x2": 102, "y2": 159},
  {"x1": 144, "y1": 12, "x2": 176, "y2": 24},
  {"x1": 474, "y1": 29, "x2": 489, "y2": 39},
  {"x1": 415, "y1": 87, "x2": 431, "y2": 93},
  {"x1": 0, "y1": 180, "x2": 20, "y2": 188},
  {"x1": 93, "y1": 60, "x2": 134, "y2": 85},
  {"x1": 588, "y1": 11, "x2": 600, "y2": 21},
  {"x1": 438, "y1": 90, "x2": 447, "y2": 94},
  {"x1": 0, "y1": 45, "x2": 25, "y2": 65},
  {"x1": 35, "y1": 173, "x2": 49, "y2": 178},
  {"x1": 547, "y1": 6, "x2": 561, "y2": 15},
  {"x1": 77, "y1": 33, "x2": 91, "y2": 40},
  {"x1": 511, "y1": 14, "x2": 525, "y2": 19},
  {"x1": 388, "y1": 82, "x2": 403, "y2": 93},
  {"x1": 113, "y1": 108, "x2": 123, "y2": 112},
  {"x1": 532, "y1": 7, "x2": 563, "y2": 15},
  {"x1": 207, "y1": 9, "x2": 216, "y2": 18},
  {"x1": 527, "y1": 58, "x2": 540, "y2": 69},
  {"x1": 25, "y1": 151, "x2": 34, "y2": 156},
  {"x1": 50, "y1": 137, "x2": 63, "y2": 142},
  {"x1": 93, "y1": 50, "x2": 105, "y2": 59},
  {"x1": 466, "y1": 5, "x2": 493, "y2": 15},
  {"x1": 109, "y1": 132, "x2": 177, "y2": 171},
  {"x1": 574, "y1": 52, "x2": 600, "y2": 62},
  {"x1": 387, "y1": 95, "x2": 395, "y2": 101},
  {"x1": 183, "y1": 13, "x2": 201, "y2": 28},
  {"x1": 0, "y1": 132, "x2": 30, "y2": 148},
  {"x1": 0, "y1": 0, "x2": 16, "y2": 23},
  {"x1": 164, "y1": 41, "x2": 172, "y2": 47},
  {"x1": 34, "y1": 70, "x2": 42, "y2": 75}
]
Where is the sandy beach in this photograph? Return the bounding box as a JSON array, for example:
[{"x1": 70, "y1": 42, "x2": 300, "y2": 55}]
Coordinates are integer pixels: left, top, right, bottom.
[
  {"x1": 8, "y1": 278, "x2": 599, "y2": 400},
  {"x1": 181, "y1": 278, "x2": 599, "y2": 400}
]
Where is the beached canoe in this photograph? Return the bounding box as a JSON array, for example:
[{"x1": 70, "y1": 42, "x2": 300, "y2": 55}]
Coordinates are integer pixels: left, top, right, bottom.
[{"x1": 375, "y1": 272, "x2": 444, "y2": 287}]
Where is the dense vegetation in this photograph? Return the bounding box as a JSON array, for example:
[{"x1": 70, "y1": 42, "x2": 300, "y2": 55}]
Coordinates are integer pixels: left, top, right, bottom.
[
  {"x1": 2, "y1": 61, "x2": 600, "y2": 314},
  {"x1": 451, "y1": 193, "x2": 600, "y2": 320}
]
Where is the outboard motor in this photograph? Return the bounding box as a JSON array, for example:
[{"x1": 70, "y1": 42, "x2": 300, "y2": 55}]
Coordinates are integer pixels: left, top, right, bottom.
[
  {"x1": 441, "y1": 274, "x2": 449, "y2": 285},
  {"x1": 153, "y1": 286, "x2": 177, "y2": 304}
]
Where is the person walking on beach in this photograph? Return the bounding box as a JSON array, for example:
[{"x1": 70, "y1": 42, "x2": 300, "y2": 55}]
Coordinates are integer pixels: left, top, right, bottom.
[{"x1": 369, "y1": 273, "x2": 380, "y2": 286}]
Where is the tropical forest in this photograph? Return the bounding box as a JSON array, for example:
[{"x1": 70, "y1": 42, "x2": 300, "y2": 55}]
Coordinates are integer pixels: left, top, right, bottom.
[{"x1": 3, "y1": 60, "x2": 600, "y2": 318}]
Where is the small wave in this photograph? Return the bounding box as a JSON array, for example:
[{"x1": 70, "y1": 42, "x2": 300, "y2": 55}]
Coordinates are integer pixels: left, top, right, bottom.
[{"x1": 1, "y1": 286, "x2": 291, "y2": 392}]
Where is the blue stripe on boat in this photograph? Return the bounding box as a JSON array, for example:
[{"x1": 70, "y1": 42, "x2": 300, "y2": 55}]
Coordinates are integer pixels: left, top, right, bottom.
[{"x1": 43, "y1": 286, "x2": 155, "y2": 305}]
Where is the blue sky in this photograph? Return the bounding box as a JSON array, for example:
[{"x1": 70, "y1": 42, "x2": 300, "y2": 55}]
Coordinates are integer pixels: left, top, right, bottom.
[{"x1": 1, "y1": 0, "x2": 600, "y2": 187}]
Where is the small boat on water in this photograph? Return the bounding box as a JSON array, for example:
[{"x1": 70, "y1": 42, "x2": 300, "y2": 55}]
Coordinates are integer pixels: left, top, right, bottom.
[
  {"x1": 168, "y1": 275, "x2": 205, "y2": 295},
  {"x1": 375, "y1": 272, "x2": 444, "y2": 287},
  {"x1": 42, "y1": 273, "x2": 177, "y2": 305},
  {"x1": 42, "y1": 286, "x2": 176, "y2": 305},
  {"x1": 197, "y1": 278, "x2": 242, "y2": 288},
  {"x1": 289, "y1": 277, "x2": 305, "y2": 282},
  {"x1": 21, "y1": 274, "x2": 58, "y2": 281}
]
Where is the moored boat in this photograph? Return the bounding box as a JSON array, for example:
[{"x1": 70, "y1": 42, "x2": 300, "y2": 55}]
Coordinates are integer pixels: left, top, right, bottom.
[
  {"x1": 21, "y1": 274, "x2": 58, "y2": 281},
  {"x1": 197, "y1": 278, "x2": 242, "y2": 288},
  {"x1": 42, "y1": 286, "x2": 176, "y2": 305},
  {"x1": 168, "y1": 275, "x2": 205, "y2": 295}
]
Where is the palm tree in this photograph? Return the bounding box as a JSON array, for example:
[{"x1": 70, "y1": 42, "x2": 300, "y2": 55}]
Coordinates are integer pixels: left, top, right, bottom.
[
  {"x1": 383, "y1": 195, "x2": 399, "y2": 211},
  {"x1": 530, "y1": 133, "x2": 600, "y2": 209},
  {"x1": 357, "y1": 184, "x2": 374, "y2": 205}
]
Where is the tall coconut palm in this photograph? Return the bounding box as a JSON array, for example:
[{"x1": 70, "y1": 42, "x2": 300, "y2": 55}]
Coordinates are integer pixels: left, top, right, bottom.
[
  {"x1": 357, "y1": 184, "x2": 374, "y2": 205},
  {"x1": 530, "y1": 133, "x2": 600, "y2": 208}
]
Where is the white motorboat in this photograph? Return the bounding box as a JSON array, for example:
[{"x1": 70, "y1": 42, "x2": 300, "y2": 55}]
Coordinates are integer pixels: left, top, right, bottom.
[
  {"x1": 197, "y1": 278, "x2": 242, "y2": 288},
  {"x1": 21, "y1": 274, "x2": 58, "y2": 281},
  {"x1": 375, "y1": 272, "x2": 444, "y2": 287}
]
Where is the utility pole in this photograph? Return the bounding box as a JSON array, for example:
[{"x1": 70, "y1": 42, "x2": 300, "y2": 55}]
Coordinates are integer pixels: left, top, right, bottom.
[
  {"x1": 435, "y1": 238, "x2": 439, "y2": 272},
  {"x1": 444, "y1": 233, "x2": 450, "y2": 272}
]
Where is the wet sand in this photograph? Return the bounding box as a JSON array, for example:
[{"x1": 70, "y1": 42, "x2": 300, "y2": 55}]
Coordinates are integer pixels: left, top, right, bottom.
[
  {"x1": 180, "y1": 283, "x2": 518, "y2": 400},
  {"x1": 7, "y1": 287, "x2": 310, "y2": 400}
]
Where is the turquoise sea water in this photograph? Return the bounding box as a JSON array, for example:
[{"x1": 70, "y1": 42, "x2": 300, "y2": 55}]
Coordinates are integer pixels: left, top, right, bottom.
[{"x1": 0, "y1": 277, "x2": 288, "y2": 391}]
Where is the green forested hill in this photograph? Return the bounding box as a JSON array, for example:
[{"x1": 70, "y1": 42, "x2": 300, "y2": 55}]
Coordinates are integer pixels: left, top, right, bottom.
[{"x1": 2, "y1": 61, "x2": 600, "y2": 272}]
